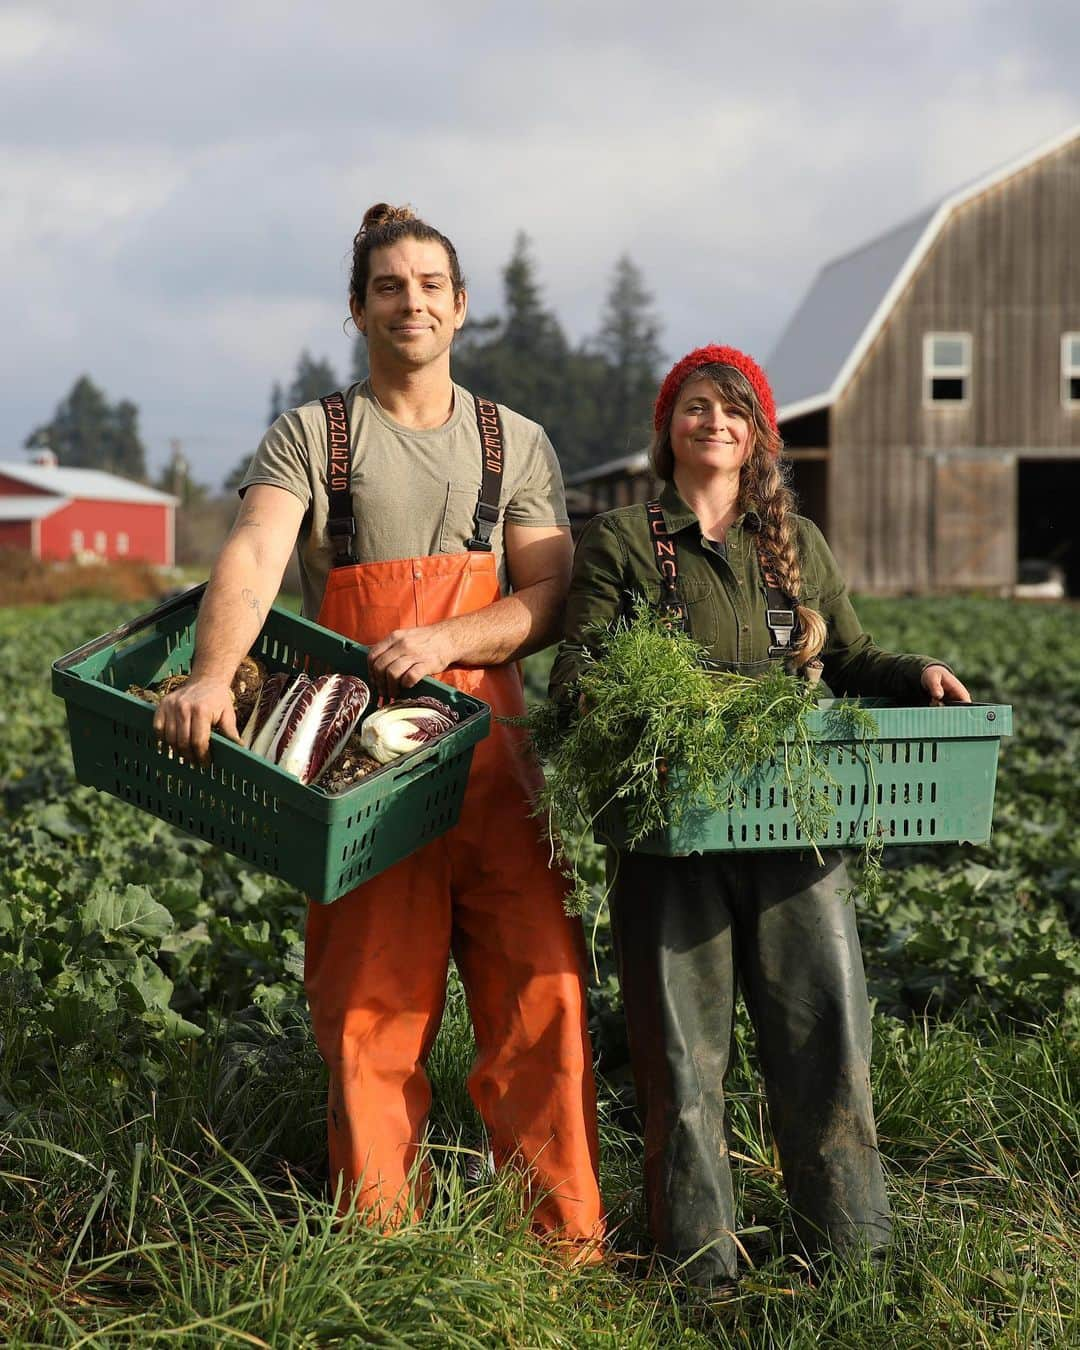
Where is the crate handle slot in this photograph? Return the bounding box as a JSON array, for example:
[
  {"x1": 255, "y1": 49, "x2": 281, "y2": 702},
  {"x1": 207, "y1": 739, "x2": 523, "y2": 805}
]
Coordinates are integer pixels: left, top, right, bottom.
[{"x1": 54, "y1": 582, "x2": 209, "y2": 673}]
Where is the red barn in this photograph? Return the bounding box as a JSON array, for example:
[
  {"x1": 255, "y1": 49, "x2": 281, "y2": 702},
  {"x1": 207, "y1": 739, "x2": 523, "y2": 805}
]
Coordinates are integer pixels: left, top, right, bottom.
[{"x1": 0, "y1": 453, "x2": 178, "y2": 565}]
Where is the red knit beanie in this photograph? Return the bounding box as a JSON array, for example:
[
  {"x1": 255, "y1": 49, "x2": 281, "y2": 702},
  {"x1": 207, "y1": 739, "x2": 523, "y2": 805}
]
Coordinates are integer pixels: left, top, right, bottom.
[{"x1": 653, "y1": 344, "x2": 778, "y2": 442}]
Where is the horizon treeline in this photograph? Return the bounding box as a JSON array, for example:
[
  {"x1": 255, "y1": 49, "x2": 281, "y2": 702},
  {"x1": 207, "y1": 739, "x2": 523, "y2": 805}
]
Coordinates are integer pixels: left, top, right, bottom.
[
  {"x1": 255, "y1": 234, "x2": 663, "y2": 484},
  {"x1": 24, "y1": 234, "x2": 664, "y2": 495}
]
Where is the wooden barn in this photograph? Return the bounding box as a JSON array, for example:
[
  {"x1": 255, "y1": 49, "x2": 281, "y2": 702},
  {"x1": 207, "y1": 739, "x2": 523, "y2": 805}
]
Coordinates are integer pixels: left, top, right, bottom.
[
  {"x1": 0, "y1": 452, "x2": 178, "y2": 565},
  {"x1": 568, "y1": 125, "x2": 1080, "y2": 594}
]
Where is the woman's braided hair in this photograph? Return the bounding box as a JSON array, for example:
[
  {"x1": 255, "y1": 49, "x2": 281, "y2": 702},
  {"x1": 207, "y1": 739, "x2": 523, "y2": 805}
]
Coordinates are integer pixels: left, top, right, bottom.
[
  {"x1": 349, "y1": 202, "x2": 466, "y2": 307},
  {"x1": 649, "y1": 359, "x2": 826, "y2": 668}
]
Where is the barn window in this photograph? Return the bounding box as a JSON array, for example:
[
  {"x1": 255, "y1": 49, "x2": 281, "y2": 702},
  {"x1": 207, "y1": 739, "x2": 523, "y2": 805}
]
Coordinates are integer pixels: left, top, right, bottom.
[
  {"x1": 1063, "y1": 334, "x2": 1080, "y2": 405},
  {"x1": 71, "y1": 529, "x2": 84, "y2": 552},
  {"x1": 94, "y1": 531, "x2": 106, "y2": 553},
  {"x1": 924, "y1": 333, "x2": 971, "y2": 404},
  {"x1": 116, "y1": 532, "x2": 129, "y2": 555}
]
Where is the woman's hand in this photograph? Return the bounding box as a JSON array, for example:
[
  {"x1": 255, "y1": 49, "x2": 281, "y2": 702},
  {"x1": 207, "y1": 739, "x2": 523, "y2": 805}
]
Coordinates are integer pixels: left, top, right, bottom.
[{"x1": 921, "y1": 665, "x2": 971, "y2": 705}]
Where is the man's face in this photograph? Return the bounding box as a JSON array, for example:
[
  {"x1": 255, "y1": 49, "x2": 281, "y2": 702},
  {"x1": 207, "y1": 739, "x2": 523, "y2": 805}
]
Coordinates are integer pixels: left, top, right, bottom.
[{"x1": 352, "y1": 238, "x2": 467, "y2": 371}]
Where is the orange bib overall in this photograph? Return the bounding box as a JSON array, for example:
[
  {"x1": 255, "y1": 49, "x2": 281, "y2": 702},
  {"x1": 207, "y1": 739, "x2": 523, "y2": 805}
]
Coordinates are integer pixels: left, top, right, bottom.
[{"x1": 304, "y1": 545, "x2": 603, "y2": 1245}]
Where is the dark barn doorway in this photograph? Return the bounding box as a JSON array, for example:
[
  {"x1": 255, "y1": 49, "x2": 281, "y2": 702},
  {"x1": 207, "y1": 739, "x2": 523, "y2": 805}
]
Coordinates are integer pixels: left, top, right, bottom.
[
  {"x1": 1017, "y1": 459, "x2": 1080, "y2": 595},
  {"x1": 788, "y1": 456, "x2": 829, "y2": 537}
]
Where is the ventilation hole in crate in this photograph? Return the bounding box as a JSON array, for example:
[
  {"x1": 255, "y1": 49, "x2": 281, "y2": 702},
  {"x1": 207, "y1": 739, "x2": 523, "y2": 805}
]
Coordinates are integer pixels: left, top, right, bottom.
[
  {"x1": 916, "y1": 818, "x2": 923, "y2": 836},
  {"x1": 903, "y1": 783, "x2": 911, "y2": 804},
  {"x1": 929, "y1": 818, "x2": 937, "y2": 836},
  {"x1": 930, "y1": 782, "x2": 938, "y2": 803},
  {"x1": 931, "y1": 743, "x2": 938, "y2": 763}
]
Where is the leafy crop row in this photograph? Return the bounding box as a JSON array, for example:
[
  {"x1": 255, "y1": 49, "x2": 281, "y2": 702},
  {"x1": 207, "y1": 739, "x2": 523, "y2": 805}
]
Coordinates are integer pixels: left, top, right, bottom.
[{"x1": 0, "y1": 596, "x2": 1077, "y2": 1345}]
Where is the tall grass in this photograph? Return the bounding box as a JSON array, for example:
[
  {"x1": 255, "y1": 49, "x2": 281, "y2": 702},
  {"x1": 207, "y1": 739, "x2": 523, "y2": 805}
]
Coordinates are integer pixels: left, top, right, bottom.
[{"x1": 1, "y1": 984, "x2": 1076, "y2": 1347}]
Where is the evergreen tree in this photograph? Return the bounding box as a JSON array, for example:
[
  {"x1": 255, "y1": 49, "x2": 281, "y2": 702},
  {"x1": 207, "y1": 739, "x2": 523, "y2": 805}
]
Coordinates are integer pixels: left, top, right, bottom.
[
  {"x1": 451, "y1": 234, "x2": 593, "y2": 471},
  {"x1": 221, "y1": 458, "x2": 251, "y2": 497},
  {"x1": 350, "y1": 335, "x2": 369, "y2": 385},
  {"x1": 155, "y1": 440, "x2": 208, "y2": 507},
  {"x1": 267, "y1": 380, "x2": 286, "y2": 426},
  {"x1": 286, "y1": 351, "x2": 339, "y2": 408},
  {"x1": 581, "y1": 254, "x2": 665, "y2": 465},
  {"x1": 25, "y1": 375, "x2": 148, "y2": 480}
]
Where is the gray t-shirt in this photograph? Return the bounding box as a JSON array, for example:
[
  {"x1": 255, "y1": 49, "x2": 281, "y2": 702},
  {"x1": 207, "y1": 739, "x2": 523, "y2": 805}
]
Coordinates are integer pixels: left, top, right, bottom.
[{"x1": 239, "y1": 380, "x2": 570, "y2": 618}]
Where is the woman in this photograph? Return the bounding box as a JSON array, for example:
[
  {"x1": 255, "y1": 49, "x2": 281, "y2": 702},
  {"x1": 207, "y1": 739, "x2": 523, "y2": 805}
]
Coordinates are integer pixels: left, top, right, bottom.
[{"x1": 548, "y1": 344, "x2": 970, "y2": 1289}]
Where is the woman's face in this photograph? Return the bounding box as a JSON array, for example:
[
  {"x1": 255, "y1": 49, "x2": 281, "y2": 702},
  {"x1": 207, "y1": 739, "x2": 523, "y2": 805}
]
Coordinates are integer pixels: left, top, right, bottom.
[{"x1": 669, "y1": 376, "x2": 753, "y2": 476}]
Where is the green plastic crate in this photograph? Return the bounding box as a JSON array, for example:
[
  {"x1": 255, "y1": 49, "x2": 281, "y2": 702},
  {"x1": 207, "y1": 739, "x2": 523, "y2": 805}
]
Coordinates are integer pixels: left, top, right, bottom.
[
  {"x1": 594, "y1": 699, "x2": 1012, "y2": 855},
  {"x1": 52, "y1": 584, "x2": 491, "y2": 902}
]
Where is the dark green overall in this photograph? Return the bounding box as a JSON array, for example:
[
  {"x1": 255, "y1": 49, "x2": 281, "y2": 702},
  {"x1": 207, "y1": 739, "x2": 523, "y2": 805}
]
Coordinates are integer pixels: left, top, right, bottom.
[{"x1": 550, "y1": 483, "x2": 944, "y2": 1284}]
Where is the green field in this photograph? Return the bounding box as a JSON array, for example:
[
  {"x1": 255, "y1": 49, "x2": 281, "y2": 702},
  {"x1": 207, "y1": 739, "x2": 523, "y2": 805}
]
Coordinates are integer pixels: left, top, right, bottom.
[{"x1": 1, "y1": 596, "x2": 1077, "y2": 1347}]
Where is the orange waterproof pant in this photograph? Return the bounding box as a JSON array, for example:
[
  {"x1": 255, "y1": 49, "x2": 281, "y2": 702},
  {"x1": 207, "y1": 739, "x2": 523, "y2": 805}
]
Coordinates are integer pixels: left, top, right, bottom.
[{"x1": 305, "y1": 552, "x2": 603, "y2": 1244}]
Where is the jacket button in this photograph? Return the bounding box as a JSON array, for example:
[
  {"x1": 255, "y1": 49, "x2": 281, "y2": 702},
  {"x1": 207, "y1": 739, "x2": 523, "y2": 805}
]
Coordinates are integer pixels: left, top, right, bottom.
[{"x1": 413, "y1": 569, "x2": 422, "y2": 579}]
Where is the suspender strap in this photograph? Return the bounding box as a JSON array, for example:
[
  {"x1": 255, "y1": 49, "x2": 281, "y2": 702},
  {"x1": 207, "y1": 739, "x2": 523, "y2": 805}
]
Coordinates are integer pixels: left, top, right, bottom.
[
  {"x1": 321, "y1": 392, "x2": 357, "y2": 567},
  {"x1": 645, "y1": 500, "x2": 690, "y2": 633},
  {"x1": 466, "y1": 396, "x2": 504, "y2": 552},
  {"x1": 757, "y1": 550, "x2": 797, "y2": 658}
]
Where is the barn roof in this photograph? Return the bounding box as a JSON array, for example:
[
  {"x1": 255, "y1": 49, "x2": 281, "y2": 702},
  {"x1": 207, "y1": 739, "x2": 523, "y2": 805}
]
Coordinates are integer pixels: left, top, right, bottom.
[
  {"x1": 768, "y1": 123, "x2": 1080, "y2": 422},
  {"x1": 0, "y1": 462, "x2": 178, "y2": 506},
  {"x1": 0, "y1": 494, "x2": 71, "y2": 521},
  {"x1": 564, "y1": 451, "x2": 649, "y2": 487}
]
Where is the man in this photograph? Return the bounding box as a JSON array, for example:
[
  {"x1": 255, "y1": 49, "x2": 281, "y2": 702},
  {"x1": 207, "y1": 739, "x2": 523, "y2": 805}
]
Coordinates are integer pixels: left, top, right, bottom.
[{"x1": 155, "y1": 203, "x2": 603, "y2": 1250}]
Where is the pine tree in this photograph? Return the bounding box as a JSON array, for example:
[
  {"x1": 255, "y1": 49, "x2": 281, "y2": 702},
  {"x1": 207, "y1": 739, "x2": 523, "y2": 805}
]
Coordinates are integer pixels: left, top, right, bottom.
[
  {"x1": 286, "y1": 352, "x2": 339, "y2": 407},
  {"x1": 267, "y1": 380, "x2": 286, "y2": 426},
  {"x1": 25, "y1": 376, "x2": 148, "y2": 480},
  {"x1": 350, "y1": 335, "x2": 370, "y2": 385},
  {"x1": 591, "y1": 254, "x2": 664, "y2": 461}
]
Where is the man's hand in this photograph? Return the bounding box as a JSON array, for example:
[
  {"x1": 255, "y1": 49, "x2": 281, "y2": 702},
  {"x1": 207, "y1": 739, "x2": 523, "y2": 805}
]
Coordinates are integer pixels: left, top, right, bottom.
[
  {"x1": 366, "y1": 623, "x2": 457, "y2": 699},
  {"x1": 154, "y1": 674, "x2": 241, "y2": 765},
  {"x1": 921, "y1": 665, "x2": 971, "y2": 705}
]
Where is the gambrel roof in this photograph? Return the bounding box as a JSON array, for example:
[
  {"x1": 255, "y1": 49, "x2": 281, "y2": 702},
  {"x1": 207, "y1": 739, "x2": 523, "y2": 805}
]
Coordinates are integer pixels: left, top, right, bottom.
[{"x1": 768, "y1": 124, "x2": 1080, "y2": 422}]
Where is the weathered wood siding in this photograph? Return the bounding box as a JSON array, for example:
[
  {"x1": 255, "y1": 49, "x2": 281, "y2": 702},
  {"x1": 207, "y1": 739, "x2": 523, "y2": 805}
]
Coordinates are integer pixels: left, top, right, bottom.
[{"x1": 830, "y1": 136, "x2": 1080, "y2": 591}]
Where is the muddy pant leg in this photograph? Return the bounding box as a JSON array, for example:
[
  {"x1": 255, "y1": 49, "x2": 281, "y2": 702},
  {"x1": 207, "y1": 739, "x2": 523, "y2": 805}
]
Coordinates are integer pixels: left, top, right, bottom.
[
  {"x1": 733, "y1": 850, "x2": 891, "y2": 1259},
  {"x1": 610, "y1": 852, "x2": 739, "y2": 1284}
]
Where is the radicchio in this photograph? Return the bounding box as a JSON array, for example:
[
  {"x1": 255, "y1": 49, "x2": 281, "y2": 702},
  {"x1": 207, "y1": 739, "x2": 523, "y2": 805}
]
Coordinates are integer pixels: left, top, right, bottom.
[
  {"x1": 251, "y1": 674, "x2": 311, "y2": 759},
  {"x1": 276, "y1": 674, "x2": 372, "y2": 784},
  {"x1": 241, "y1": 670, "x2": 291, "y2": 749},
  {"x1": 358, "y1": 697, "x2": 458, "y2": 765}
]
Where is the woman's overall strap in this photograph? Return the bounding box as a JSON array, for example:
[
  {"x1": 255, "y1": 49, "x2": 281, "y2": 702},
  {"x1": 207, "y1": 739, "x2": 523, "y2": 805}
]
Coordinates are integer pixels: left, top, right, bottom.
[
  {"x1": 756, "y1": 545, "x2": 797, "y2": 658},
  {"x1": 644, "y1": 500, "x2": 690, "y2": 632},
  {"x1": 321, "y1": 392, "x2": 357, "y2": 568}
]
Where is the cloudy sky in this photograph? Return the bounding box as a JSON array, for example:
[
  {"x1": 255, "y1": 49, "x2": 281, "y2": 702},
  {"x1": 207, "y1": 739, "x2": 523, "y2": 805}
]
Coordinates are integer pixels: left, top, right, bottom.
[{"x1": 2, "y1": 0, "x2": 1078, "y2": 487}]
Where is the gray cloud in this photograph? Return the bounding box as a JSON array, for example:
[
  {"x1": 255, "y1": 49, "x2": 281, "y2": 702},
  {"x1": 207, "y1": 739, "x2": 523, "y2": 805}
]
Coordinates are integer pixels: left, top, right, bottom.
[{"x1": 1, "y1": 0, "x2": 1078, "y2": 484}]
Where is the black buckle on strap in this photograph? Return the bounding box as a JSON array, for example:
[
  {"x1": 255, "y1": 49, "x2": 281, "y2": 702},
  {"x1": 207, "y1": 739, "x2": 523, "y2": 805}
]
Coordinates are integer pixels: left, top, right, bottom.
[
  {"x1": 327, "y1": 517, "x2": 356, "y2": 539},
  {"x1": 766, "y1": 608, "x2": 795, "y2": 628},
  {"x1": 467, "y1": 499, "x2": 500, "y2": 552}
]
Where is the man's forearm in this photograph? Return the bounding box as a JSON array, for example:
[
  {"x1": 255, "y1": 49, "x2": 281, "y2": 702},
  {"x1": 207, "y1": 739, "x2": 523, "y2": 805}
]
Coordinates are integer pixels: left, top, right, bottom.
[
  {"x1": 190, "y1": 544, "x2": 280, "y2": 680},
  {"x1": 439, "y1": 577, "x2": 565, "y2": 667}
]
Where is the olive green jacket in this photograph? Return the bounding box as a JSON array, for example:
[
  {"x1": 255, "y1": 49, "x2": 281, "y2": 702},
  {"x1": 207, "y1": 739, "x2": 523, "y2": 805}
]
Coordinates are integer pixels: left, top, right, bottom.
[{"x1": 549, "y1": 481, "x2": 944, "y2": 703}]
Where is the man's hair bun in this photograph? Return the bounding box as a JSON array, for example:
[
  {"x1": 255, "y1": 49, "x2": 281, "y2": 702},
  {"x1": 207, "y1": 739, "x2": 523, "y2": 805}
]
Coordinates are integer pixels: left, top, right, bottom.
[{"x1": 360, "y1": 202, "x2": 417, "y2": 234}]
